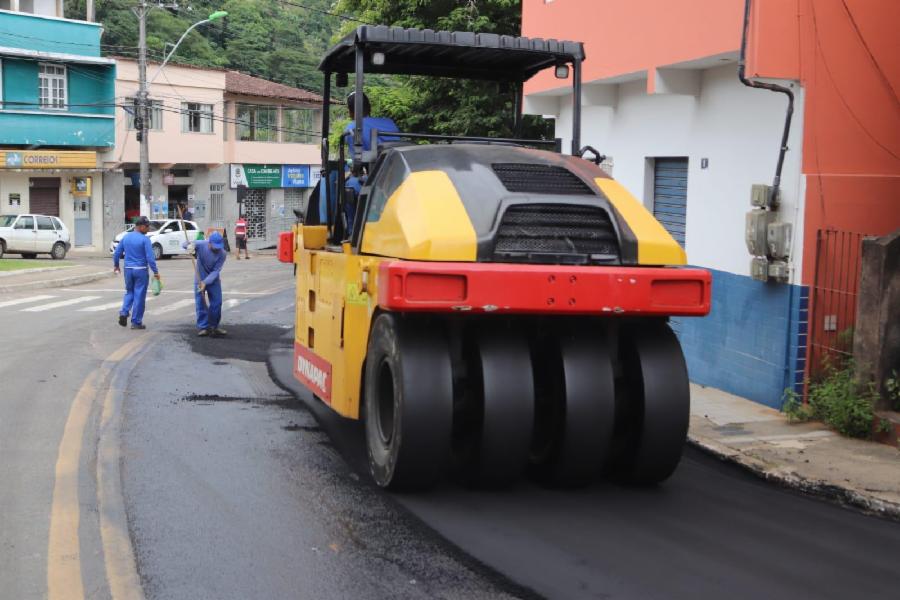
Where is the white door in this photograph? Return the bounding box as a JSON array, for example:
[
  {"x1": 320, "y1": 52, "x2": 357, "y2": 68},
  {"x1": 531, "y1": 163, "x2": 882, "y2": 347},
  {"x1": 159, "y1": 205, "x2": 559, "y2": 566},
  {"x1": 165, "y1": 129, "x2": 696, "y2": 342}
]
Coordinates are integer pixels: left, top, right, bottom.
[
  {"x1": 11, "y1": 216, "x2": 36, "y2": 252},
  {"x1": 34, "y1": 216, "x2": 60, "y2": 252}
]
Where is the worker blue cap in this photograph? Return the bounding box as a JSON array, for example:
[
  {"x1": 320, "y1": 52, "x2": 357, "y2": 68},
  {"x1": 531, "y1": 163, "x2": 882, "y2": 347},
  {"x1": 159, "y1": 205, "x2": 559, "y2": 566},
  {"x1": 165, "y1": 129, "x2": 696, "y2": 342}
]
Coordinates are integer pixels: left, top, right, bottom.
[{"x1": 209, "y1": 231, "x2": 224, "y2": 250}]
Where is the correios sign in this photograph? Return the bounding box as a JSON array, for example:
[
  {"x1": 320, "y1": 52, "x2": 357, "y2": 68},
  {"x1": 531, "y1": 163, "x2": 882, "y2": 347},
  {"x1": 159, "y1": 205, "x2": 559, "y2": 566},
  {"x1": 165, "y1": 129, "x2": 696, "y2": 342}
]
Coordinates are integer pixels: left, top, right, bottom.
[{"x1": 0, "y1": 150, "x2": 97, "y2": 169}]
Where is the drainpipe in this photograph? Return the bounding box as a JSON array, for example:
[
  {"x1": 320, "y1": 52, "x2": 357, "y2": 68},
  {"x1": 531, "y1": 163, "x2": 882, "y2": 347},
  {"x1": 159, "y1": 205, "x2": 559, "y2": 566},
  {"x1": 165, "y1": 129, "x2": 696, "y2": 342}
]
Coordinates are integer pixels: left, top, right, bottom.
[{"x1": 738, "y1": 0, "x2": 794, "y2": 205}]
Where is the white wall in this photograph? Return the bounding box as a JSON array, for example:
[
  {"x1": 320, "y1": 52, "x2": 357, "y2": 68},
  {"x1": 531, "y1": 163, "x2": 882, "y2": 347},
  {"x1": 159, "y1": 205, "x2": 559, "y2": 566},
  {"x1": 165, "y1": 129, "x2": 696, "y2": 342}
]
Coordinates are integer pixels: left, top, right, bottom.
[{"x1": 550, "y1": 64, "x2": 806, "y2": 281}]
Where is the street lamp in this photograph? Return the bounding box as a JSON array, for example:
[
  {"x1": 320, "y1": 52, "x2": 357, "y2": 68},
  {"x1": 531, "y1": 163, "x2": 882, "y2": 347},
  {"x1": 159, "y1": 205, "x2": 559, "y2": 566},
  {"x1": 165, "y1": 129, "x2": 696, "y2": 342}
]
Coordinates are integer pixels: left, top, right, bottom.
[
  {"x1": 136, "y1": 7, "x2": 227, "y2": 217},
  {"x1": 148, "y1": 10, "x2": 228, "y2": 84}
]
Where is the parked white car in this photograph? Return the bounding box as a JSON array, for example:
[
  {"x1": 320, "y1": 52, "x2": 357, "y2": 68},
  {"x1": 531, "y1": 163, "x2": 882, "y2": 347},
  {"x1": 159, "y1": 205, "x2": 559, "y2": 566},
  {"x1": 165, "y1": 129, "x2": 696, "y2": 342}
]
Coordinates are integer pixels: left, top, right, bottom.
[
  {"x1": 109, "y1": 219, "x2": 201, "y2": 260},
  {"x1": 0, "y1": 214, "x2": 71, "y2": 260}
]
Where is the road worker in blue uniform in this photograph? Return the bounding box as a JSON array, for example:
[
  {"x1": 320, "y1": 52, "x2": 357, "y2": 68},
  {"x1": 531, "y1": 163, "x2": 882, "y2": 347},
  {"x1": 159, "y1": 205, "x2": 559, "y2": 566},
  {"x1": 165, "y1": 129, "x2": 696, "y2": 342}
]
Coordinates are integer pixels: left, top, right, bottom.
[
  {"x1": 183, "y1": 231, "x2": 227, "y2": 337},
  {"x1": 113, "y1": 216, "x2": 160, "y2": 330}
]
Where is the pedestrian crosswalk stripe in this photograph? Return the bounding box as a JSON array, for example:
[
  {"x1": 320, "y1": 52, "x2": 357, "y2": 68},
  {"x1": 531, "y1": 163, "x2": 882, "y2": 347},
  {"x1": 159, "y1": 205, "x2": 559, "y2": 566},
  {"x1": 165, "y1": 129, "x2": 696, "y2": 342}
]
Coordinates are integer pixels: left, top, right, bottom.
[
  {"x1": 0, "y1": 294, "x2": 56, "y2": 308},
  {"x1": 22, "y1": 296, "x2": 102, "y2": 312},
  {"x1": 147, "y1": 298, "x2": 195, "y2": 315},
  {"x1": 78, "y1": 301, "x2": 124, "y2": 312}
]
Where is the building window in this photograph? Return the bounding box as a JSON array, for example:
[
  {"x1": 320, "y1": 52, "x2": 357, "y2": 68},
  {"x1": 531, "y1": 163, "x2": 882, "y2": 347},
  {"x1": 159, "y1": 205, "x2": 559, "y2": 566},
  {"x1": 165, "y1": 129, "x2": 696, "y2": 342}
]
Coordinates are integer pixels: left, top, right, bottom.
[
  {"x1": 0, "y1": 59, "x2": 4, "y2": 108},
  {"x1": 282, "y1": 108, "x2": 317, "y2": 143},
  {"x1": 209, "y1": 183, "x2": 225, "y2": 223},
  {"x1": 182, "y1": 102, "x2": 214, "y2": 133},
  {"x1": 39, "y1": 63, "x2": 67, "y2": 110},
  {"x1": 126, "y1": 99, "x2": 163, "y2": 130},
  {"x1": 236, "y1": 104, "x2": 277, "y2": 142}
]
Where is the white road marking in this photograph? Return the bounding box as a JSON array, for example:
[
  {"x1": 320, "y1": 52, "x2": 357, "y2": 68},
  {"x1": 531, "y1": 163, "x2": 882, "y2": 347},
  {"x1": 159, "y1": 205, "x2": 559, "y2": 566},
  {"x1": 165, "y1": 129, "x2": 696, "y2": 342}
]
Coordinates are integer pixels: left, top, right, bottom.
[
  {"x1": 78, "y1": 301, "x2": 125, "y2": 312},
  {"x1": 0, "y1": 294, "x2": 56, "y2": 308},
  {"x1": 224, "y1": 298, "x2": 247, "y2": 309},
  {"x1": 22, "y1": 296, "x2": 101, "y2": 312},
  {"x1": 147, "y1": 298, "x2": 195, "y2": 315}
]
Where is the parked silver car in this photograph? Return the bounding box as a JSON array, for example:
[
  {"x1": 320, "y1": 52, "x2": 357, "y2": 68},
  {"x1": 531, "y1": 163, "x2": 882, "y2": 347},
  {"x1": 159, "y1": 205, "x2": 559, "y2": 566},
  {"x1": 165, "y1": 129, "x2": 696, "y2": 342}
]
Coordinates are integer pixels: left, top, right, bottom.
[{"x1": 0, "y1": 214, "x2": 71, "y2": 260}]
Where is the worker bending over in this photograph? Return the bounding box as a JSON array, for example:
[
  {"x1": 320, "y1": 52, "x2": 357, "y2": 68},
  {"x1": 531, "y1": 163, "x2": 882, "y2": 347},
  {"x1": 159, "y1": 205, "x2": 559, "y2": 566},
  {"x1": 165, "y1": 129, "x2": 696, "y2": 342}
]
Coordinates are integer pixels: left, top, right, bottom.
[{"x1": 184, "y1": 231, "x2": 227, "y2": 337}]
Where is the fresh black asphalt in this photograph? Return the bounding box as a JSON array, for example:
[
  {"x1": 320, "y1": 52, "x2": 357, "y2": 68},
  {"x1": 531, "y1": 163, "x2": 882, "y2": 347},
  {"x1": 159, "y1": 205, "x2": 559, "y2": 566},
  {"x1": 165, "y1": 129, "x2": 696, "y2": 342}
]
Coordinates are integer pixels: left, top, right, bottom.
[{"x1": 121, "y1": 288, "x2": 900, "y2": 600}]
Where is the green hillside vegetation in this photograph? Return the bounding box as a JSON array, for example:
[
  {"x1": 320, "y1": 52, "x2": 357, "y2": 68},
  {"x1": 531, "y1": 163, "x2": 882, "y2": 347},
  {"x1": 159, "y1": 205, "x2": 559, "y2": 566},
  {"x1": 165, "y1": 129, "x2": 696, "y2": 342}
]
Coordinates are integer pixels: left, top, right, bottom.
[{"x1": 65, "y1": 0, "x2": 338, "y2": 94}]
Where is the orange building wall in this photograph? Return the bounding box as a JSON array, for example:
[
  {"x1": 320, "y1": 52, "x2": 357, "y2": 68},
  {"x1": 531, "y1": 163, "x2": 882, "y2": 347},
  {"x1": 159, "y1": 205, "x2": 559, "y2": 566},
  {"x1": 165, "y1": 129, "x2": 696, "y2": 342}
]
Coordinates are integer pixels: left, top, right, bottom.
[
  {"x1": 523, "y1": 0, "x2": 900, "y2": 285},
  {"x1": 523, "y1": 0, "x2": 743, "y2": 91}
]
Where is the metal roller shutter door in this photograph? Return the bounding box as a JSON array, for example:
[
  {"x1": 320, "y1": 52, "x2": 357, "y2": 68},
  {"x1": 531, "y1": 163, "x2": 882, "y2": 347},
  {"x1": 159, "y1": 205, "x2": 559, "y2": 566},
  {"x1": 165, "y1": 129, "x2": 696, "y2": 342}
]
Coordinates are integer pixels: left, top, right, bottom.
[
  {"x1": 29, "y1": 187, "x2": 60, "y2": 217},
  {"x1": 653, "y1": 158, "x2": 688, "y2": 247}
]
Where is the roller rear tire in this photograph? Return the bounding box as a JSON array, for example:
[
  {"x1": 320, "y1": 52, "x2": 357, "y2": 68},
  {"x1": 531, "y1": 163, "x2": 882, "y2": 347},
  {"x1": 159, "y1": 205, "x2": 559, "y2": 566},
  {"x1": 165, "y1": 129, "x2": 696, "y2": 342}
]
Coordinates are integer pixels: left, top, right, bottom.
[
  {"x1": 531, "y1": 326, "x2": 616, "y2": 486},
  {"x1": 456, "y1": 328, "x2": 535, "y2": 487},
  {"x1": 611, "y1": 321, "x2": 690, "y2": 484},
  {"x1": 364, "y1": 314, "x2": 453, "y2": 490}
]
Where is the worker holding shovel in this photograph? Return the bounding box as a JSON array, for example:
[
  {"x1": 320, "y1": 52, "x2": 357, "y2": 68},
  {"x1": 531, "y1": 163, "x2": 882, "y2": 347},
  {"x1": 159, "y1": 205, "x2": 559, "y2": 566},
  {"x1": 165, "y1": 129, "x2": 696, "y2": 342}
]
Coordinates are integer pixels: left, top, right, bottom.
[{"x1": 183, "y1": 230, "x2": 227, "y2": 337}]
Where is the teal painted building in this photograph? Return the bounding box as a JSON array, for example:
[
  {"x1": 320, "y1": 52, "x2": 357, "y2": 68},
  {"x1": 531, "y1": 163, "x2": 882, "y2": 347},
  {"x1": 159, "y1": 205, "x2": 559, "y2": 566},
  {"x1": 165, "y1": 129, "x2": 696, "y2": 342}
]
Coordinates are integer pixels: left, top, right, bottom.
[
  {"x1": 0, "y1": 7, "x2": 115, "y2": 251},
  {"x1": 0, "y1": 9, "x2": 115, "y2": 147}
]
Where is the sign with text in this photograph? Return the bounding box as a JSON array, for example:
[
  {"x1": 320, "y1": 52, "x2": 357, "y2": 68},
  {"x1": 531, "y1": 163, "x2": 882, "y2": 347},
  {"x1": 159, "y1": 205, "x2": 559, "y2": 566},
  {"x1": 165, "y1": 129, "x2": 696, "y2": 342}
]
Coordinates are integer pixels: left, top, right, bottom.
[
  {"x1": 1, "y1": 150, "x2": 97, "y2": 169},
  {"x1": 230, "y1": 164, "x2": 282, "y2": 189},
  {"x1": 281, "y1": 164, "x2": 312, "y2": 188}
]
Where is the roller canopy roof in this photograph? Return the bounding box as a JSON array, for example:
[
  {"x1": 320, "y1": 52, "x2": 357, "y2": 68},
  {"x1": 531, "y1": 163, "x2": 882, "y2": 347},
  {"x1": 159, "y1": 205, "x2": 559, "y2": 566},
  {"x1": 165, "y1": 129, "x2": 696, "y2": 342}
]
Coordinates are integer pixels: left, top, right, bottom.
[{"x1": 318, "y1": 25, "x2": 585, "y2": 82}]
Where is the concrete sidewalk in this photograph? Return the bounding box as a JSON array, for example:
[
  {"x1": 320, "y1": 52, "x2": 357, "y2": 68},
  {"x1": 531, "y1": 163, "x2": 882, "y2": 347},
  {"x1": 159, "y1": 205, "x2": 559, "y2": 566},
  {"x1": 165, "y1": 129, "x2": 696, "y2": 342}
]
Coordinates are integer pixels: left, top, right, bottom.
[
  {"x1": 0, "y1": 256, "x2": 113, "y2": 293},
  {"x1": 689, "y1": 384, "x2": 900, "y2": 521}
]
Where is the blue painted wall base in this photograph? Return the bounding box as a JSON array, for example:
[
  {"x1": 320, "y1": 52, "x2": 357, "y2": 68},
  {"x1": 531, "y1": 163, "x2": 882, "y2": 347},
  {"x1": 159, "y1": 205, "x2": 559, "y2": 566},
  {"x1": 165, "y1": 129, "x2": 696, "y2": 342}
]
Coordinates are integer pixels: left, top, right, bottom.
[{"x1": 673, "y1": 268, "x2": 806, "y2": 409}]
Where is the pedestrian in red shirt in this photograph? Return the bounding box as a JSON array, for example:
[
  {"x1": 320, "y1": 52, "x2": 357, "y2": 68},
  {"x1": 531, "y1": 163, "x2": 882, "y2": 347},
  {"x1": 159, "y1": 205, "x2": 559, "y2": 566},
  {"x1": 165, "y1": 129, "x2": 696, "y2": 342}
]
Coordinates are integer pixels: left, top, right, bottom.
[{"x1": 234, "y1": 215, "x2": 249, "y2": 260}]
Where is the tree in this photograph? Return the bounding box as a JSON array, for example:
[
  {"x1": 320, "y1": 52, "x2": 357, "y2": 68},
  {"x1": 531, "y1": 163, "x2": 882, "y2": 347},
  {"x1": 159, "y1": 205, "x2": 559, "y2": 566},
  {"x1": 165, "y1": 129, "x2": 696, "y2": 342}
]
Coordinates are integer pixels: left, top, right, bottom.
[{"x1": 334, "y1": 0, "x2": 551, "y2": 139}]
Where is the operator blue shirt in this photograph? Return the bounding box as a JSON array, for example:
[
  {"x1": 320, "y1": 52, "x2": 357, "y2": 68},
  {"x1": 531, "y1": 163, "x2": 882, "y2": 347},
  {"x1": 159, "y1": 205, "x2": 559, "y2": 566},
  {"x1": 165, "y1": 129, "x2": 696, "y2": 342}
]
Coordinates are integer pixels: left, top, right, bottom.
[
  {"x1": 190, "y1": 240, "x2": 226, "y2": 286},
  {"x1": 113, "y1": 231, "x2": 158, "y2": 273},
  {"x1": 344, "y1": 116, "x2": 400, "y2": 151}
]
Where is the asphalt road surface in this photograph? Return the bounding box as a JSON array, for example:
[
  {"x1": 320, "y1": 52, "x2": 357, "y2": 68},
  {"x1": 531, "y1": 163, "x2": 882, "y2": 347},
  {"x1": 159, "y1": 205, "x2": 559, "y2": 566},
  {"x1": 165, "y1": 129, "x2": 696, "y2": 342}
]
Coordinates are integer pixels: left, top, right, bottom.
[{"x1": 2, "y1": 255, "x2": 899, "y2": 600}]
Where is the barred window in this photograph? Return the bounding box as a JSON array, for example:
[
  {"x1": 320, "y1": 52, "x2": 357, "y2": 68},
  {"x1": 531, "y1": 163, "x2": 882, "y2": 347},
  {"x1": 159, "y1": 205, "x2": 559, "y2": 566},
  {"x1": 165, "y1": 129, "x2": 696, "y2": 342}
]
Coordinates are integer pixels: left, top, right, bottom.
[{"x1": 209, "y1": 183, "x2": 225, "y2": 223}]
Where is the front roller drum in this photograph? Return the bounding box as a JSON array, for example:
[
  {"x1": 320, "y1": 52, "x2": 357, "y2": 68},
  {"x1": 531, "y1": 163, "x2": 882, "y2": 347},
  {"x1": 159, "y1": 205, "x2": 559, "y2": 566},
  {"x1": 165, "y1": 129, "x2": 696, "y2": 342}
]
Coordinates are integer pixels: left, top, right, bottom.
[
  {"x1": 613, "y1": 321, "x2": 690, "y2": 484},
  {"x1": 364, "y1": 314, "x2": 453, "y2": 490}
]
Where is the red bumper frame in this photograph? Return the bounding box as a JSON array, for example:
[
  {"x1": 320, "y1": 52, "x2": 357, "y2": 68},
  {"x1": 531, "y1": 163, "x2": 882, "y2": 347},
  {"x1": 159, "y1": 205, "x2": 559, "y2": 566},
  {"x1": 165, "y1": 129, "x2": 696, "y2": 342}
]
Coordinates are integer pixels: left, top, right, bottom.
[{"x1": 377, "y1": 261, "x2": 711, "y2": 316}]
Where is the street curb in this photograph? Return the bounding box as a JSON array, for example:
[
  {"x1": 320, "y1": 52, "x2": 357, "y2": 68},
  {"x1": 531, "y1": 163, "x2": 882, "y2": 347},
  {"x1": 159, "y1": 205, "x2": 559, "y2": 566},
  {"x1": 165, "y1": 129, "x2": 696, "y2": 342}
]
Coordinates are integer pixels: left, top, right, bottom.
[
  {"x1": 687, "y1": 435, "x2": 900, "y2": 523},
  {"x1": 0, "y1": 270, "x2": 114, "y2": 293},
  {"x1": 0, "y1": 266, "x2": 74, "y2": 278}
]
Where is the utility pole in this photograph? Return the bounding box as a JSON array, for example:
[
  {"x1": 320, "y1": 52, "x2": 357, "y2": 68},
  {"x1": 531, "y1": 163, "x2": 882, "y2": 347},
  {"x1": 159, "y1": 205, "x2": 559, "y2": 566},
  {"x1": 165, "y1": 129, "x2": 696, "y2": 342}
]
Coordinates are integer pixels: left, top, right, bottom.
[{"x1": 135, "y1": 0, "x2": 152, "y2": 216}]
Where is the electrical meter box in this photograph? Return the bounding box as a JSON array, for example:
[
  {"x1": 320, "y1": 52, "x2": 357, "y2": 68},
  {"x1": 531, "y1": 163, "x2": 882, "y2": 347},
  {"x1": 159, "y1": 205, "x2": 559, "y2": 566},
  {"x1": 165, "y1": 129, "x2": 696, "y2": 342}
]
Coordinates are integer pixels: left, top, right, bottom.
[
  {"x1": 750, "y1": 183, "x2": 781, "y2": 208},
  {"x1": 767, "y1": 222, "x2": 792, "y2": 260},
  {"x1": 751, "y1": 256, "x2": 769, "y2": 281},
  {"x1": 750, "y1": 184, "x2": 771, "y2": 208},
  {"x1": 768, "y1": 260, "x2": 790, "y2": 282},
  {"x1": 745, "y1": 209, "x2": 774, "y2": 256}
]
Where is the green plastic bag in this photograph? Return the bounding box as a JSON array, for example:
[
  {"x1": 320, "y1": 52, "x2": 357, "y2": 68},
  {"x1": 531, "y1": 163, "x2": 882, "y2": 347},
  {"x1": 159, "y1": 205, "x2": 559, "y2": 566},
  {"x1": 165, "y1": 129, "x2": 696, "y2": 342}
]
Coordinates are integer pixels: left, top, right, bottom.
[{"x1": 150, "y1": 276, "x2": 163, "y2": 296}]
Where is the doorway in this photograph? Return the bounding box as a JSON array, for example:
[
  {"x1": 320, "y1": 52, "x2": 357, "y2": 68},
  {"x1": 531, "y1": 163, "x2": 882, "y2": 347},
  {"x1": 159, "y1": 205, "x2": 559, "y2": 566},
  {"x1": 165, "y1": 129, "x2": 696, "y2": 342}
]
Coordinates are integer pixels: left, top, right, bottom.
[
  {"x1": 167, "y1": 185, "x2": 189, "y2": 219},
  {"x1": 73, "y1": 196, "x2": 92, "y2": 246}
]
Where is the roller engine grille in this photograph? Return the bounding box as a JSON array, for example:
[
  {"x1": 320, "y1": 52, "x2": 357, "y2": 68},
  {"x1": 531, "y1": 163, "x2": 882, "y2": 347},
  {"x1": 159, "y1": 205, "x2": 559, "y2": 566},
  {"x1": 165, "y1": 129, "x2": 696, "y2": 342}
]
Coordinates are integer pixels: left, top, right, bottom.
[
  {"x1": 493, "y1": 204, "x2": 620, "y2": 264},
  {"x1": 492, "y1": 163, "x2": 593, "y2": 195}
]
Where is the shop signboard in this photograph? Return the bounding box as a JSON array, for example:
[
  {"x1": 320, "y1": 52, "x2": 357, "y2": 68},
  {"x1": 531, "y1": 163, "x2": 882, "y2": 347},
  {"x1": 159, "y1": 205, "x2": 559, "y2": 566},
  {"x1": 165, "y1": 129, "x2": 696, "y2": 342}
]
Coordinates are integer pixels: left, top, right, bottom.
[
  {"x1": 0, "y1": 150, "x2": 97, "y2": 169},
  {"x1": 281, "y1": 165, "x2": 313, "y2": 188},
  {"x1": 230, "y1": 164, "x2": 282, "y2": 189}
]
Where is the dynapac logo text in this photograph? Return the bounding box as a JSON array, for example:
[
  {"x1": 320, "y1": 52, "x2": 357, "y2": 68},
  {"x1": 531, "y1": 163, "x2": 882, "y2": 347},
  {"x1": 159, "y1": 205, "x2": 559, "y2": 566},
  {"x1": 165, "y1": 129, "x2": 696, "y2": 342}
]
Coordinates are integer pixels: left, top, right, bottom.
[{"x1": 297, "y1": 355, "x2": 328, "y2": 392}]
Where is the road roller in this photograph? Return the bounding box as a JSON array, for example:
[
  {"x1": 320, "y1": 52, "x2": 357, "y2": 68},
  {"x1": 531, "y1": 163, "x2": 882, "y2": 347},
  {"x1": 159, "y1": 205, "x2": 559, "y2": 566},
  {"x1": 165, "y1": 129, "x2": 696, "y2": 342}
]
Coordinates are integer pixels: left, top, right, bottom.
[{"x1": 284, "y1": 26, "x2": 712, "y2": 489}]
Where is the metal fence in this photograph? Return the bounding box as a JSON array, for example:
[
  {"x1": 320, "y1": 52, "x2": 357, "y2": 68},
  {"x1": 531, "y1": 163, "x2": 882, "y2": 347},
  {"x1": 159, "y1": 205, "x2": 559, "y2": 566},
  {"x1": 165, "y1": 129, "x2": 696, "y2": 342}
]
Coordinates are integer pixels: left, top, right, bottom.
[{"x1": 806, "y1": 229, "x2": 871, "y2": 382}]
